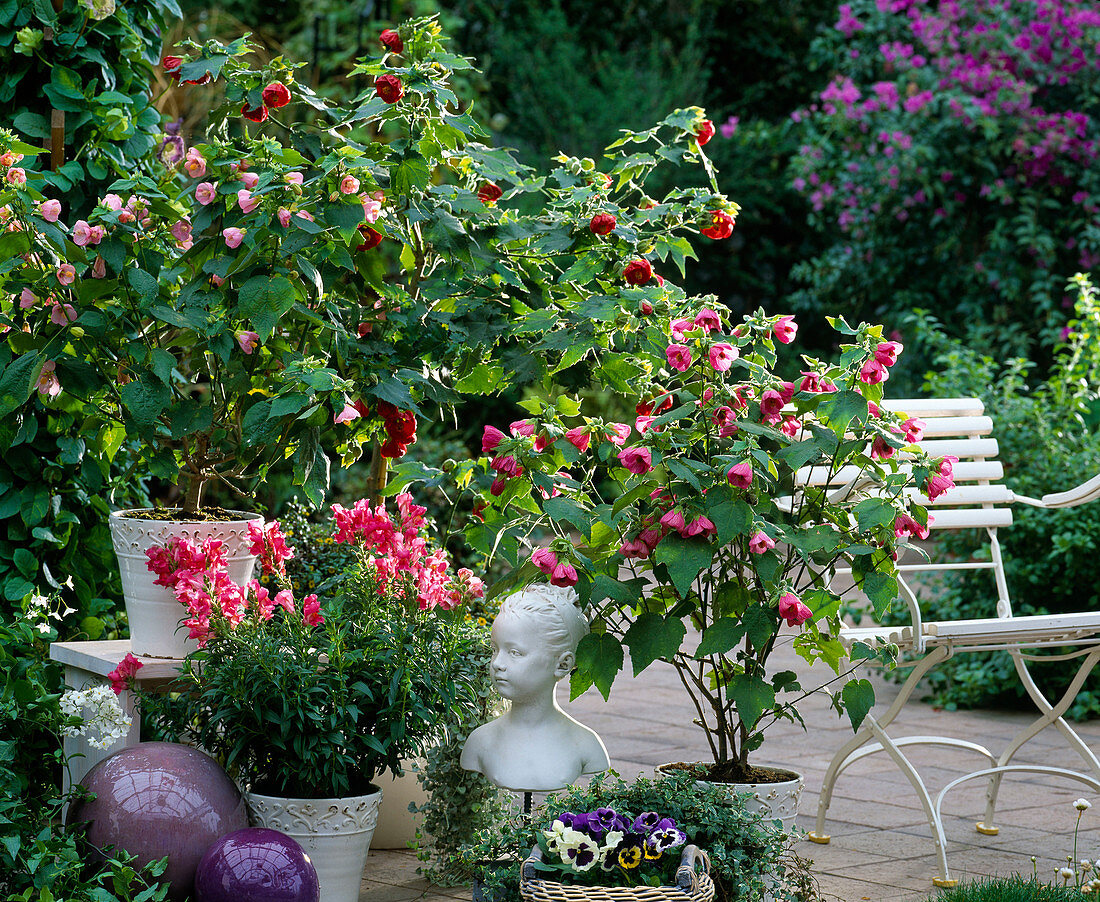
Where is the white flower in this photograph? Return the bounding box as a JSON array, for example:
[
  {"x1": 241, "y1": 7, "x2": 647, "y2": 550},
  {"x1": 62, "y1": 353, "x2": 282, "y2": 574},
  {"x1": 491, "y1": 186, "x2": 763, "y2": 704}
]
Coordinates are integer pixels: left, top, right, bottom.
[
  {"x1": 1082, "y1": 860, "x2": 1093, "y2": 872},
  {"x1": 1060, "y1": 867, "x2": 1075, "y2": 882},
  {"x1": 600, "y1": 830, "x2": 624, "y2": 855},
  {"x1": 59, "y1": 684, "x2": 131, "y2": 749},
  {"x1": 1075, "y1": 798, "x2": 1092, "y2": 811}
]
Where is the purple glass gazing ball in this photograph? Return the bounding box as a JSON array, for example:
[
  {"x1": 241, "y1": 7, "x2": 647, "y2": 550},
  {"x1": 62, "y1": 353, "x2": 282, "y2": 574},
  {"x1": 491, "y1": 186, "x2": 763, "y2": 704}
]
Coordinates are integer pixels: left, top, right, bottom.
[
  {"x1": 194, "y1": 828, "x2": 320, "y2": 902},
  {"x1": 67, "y1": 742, "x2": 248, "y2": 902}
]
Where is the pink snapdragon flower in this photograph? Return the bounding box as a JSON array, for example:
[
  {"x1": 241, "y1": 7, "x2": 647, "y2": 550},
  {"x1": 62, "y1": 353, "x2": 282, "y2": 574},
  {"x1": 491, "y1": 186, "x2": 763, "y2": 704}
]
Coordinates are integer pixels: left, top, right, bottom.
[
  {"x1": 107, "y1": 653, "x2": 143, "y2": 695},
  {"x1": 247, "y1": 520, "x2": 295, "y2": 577},
  {"x1": 302, "y1": 594, "x2": 323, "y2": 626}
]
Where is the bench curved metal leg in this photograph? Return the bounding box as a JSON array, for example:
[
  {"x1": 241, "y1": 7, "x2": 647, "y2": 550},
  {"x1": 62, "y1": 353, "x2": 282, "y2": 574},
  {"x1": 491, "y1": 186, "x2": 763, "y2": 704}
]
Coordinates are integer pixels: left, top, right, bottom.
[
  {"x1": 980, "y1": 646, "x2": 1100, "y2": 833},
  {"x1": 810, "y1": 645, "x2": 951, "y2": 844}
]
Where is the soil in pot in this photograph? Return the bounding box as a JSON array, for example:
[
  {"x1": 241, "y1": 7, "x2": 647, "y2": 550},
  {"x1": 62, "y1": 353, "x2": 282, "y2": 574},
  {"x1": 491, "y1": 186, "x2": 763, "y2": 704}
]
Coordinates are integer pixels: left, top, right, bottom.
[
  {"x1": 118, "y1": 507, "x2": 255, "y2": 523},
  {"x1": 660, "y1": 760, "x2": 799, "y2": 785}
]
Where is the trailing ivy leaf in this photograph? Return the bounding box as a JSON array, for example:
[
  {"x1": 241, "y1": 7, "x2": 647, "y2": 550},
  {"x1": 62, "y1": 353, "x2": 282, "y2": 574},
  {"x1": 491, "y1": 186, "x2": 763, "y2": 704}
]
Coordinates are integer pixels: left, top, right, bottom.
[
  {"x1": 572, "y1": 632, "x2": 624, "y2": 700},
  {"x1": 841, "y1": 678, "x2": 876, "y2": 731},
  {"x1": 623, "y1": 613, "x2": 686, "y2": 675}
]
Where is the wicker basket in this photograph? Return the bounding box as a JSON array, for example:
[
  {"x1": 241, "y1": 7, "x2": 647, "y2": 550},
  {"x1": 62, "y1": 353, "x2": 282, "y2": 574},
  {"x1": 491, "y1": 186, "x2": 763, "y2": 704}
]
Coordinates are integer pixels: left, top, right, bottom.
[{"x1": 520, "y1": 843, "x2": 714, "y2": 902}]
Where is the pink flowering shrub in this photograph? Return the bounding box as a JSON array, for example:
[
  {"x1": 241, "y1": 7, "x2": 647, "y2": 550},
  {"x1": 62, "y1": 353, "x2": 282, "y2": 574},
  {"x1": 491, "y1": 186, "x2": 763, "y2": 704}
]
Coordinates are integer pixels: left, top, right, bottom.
[
  {"x1": 450, "y1": 307, "x2": 952, "y2": 779},
  {"x1": 788, "y1": 0, "x2": 1100, "y2": 352},
  {"x1": 130, "y1": 497, "x2": 489, "y2": 798}
]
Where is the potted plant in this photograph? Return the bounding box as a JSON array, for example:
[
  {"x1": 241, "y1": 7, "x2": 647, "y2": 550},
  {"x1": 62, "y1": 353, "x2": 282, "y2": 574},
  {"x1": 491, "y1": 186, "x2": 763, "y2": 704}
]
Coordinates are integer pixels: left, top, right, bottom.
[
  {"x1": 123, "y1": 492, "x2": 488, "y2": 901},
  {"x1": 439, "y1": 306, "x2": 954, "y2": 818}
]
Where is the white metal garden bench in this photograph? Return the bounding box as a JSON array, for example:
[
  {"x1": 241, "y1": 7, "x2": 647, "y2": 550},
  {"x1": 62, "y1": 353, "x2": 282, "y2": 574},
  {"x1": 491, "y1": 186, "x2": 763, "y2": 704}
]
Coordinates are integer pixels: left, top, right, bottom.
[{"x1": 802, "y1": 398, "x2": 1100, "y2": 887}]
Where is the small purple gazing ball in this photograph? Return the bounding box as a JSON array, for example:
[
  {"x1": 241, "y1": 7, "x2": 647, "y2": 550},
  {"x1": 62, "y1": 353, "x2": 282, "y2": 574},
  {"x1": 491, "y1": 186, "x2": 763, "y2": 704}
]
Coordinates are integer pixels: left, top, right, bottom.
[
  {"x1": 195, "y1": 828, "x2": 320, "y2": 902},
  {"x1": 67, "y1": 742, "x2": 248, "y2": 902}
]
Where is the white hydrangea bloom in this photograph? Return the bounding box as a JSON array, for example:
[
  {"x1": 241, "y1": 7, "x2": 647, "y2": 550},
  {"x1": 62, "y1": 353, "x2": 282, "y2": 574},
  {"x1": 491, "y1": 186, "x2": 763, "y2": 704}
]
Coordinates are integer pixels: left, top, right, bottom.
[{"x1": 60, "y1": 684, "x2": 131, "y2": 750}]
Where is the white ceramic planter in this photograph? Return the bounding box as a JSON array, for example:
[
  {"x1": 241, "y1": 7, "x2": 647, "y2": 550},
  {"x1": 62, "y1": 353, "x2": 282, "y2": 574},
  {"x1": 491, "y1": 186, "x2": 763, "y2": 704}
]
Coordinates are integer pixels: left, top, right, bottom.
[
  {"x1": 108, "y1": 509, "x2": 263, "y2": 658},
  {"x1": 245, "y1": 787, "x2": 383, "y2": 902},
  {"x1": 656, "y1": 762, "x2": 803, "y2": 830}
]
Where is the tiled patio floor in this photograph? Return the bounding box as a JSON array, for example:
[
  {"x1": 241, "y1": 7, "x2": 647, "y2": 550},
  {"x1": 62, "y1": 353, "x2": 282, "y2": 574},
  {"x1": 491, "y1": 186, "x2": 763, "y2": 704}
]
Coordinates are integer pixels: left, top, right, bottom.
[{"x1": 360, "y1": 640, "x2": 1100, "y2": 902}]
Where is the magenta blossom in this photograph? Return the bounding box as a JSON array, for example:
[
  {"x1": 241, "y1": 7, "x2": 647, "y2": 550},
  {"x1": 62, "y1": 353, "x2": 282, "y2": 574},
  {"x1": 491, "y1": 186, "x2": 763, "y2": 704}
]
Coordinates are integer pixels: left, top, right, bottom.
[
  {"x1": 708, "y1": 343, "x2": 737, "y2": 372},
  {"x1": 618, "y1": 446, "x2": 653, "y2": 475},
  {"x1": 726, "y1": 462, "x2": 753, "y2": 488},
  {"x1": 531, "y1": 548, "x2": 558, "y2": 575},
  {"x1": 901, "y1": 417, "x2": 925, "y2": 443},
  {"x1": 482, "y1": 424, "x2": 506, "y2": 452},
  {"x1": 694, "y1": 308, "x2": 722, "y2": 332},
  {"x1": 924, "y1": 456, "x2": 958, "y2": 501},
  {"x1": 773, "y1": 315, "x2": 797, "y2": 344},
  {"x1": 666, "y1": 343, "x2": 693, "y2": 372},
  {"x1": 778, "y1": 593, "x2": 813, "y2": 627},
  {"x1": 565, "y1": 427, "x2": 590, "y2": 452},
  {"x1": 748, "y1": 531, "x2": 775, "y2": 554}
]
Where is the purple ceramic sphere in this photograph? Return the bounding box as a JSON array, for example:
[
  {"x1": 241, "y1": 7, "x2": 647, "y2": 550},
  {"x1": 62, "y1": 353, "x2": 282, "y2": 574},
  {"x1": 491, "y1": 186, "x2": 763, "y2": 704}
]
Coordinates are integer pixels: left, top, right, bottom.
[
  {"x1": 194, "y1": 828, "x2": 320, "y2": 902},
  {"x1": 68, "y1": 742, "x2": 248, "y2": 902}
]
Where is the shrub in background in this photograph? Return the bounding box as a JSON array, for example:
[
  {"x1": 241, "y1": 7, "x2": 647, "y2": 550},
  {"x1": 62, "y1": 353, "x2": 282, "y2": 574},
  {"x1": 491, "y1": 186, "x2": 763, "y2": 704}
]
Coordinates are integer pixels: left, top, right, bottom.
[
  {"x1": 788, "y1": 0, "x2": 1100, "y2": 361},
  {"x1": 890, "y1": 274, "x2": 1100, "y2": 717}
]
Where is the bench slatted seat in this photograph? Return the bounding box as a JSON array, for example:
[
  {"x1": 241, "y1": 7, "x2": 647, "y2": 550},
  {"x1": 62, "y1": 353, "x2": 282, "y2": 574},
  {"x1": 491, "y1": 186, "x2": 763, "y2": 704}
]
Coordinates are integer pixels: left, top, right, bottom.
[{"x1": 802, "y1": 397, "x2": 1100, "y2": 888}]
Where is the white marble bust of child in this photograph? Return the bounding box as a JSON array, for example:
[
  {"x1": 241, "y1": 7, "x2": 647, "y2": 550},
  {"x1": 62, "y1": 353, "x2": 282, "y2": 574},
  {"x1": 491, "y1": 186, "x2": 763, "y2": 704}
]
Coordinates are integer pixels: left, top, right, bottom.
[{"x1": 460, "y1": 583, "x2": 610, "y2": 793}]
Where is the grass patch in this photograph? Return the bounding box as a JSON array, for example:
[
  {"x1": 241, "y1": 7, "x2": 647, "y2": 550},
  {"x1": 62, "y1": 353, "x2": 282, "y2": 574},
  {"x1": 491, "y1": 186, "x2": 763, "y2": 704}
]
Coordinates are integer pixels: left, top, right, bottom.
[{"x1": 928, "y1": 875, "x2": 1085, "y2": 901}]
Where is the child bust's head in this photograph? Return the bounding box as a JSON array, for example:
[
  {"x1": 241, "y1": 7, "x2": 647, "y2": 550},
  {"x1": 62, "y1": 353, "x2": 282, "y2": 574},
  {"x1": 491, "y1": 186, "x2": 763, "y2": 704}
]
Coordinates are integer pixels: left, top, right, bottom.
[{"x1": 490, "y1": 584, "x2": 589, "y2": 701}]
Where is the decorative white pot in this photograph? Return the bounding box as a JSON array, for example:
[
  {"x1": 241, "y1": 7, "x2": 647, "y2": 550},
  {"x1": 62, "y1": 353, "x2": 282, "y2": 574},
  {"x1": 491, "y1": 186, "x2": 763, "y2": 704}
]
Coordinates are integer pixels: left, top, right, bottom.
[
  {"x1": 245, "y1": 787, "x2": 383, "y2": 902},
  {"x1": 656, "y1": 762, "x2": 803, "y2": 831},
  {"x1": 108, "y1": 509, "x2": 263, "y2": 658}
]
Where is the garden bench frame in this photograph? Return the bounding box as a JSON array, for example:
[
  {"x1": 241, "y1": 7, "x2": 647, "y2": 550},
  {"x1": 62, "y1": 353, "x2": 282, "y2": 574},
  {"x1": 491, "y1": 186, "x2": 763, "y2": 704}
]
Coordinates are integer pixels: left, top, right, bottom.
[{"x1": 802, "y1": 398, "x2": 1100, "y2": 887}]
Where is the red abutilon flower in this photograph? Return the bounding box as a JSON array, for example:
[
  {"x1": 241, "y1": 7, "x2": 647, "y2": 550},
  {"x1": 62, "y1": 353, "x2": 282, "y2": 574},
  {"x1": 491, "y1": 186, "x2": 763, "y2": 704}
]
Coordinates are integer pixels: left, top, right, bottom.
[
  {"x1": 778, "y1": 593, "x2": 813, "y2": 627},
  {"x1": 623, "y1": 259, "x2": 652, "y2": 286},
  {"x1": 379, "y1": 28, "x2": 403, "y2": 54},
  {"x1": 375, "y1": 74, "x2": 404, "y2": 103},
  {"x1": 924, "y1": 456, "x2": 958, "y2": 501},
  {"x1": 262, "y1": 81, "x2": 291, "y2": 108},
  {"x1": 859, "y1": 358, "x2": 888, "y2": 385},
  {"x1": 241, "y1": 103, "x2": 268, "y2": 123},
  {"x1": 701, "y1": 209, "x2": 734, "y2": 240},
  {"x1": 759, "y1": 389, "x2": 784, "y2": 424},
  {"x1": 684, "y1": 515, "x2": 716, "y2": 538},
  {"x1": 550, "y1": 560, "x2": 578, "y2": 587},
  {"x1": 356, "y1": 226, "x2": 383, "y2": 251},
  {"x1": 666, "y1": 344, "x2": 693, "y2": 372},
  {"x1": 618, "y1": 446, "x2": 652, "y2": 475},
  {"x1": 695, "y1": 119, "x2": 715, "y2": 146},
  {"x1": 162, "y1": 55, "x2": 182, "y2": 73},
  {"x1": 748, "y1": 531, "x2": 775, "y2": 554},
  {"x1": 875, "y1": 340, "x2": 903, "y2": 366},
  {"x1": 780, "y1": 415, "x2": 800, "y2": 437},
  {"x1": 773, "y1": 314, "x2": 797, "y2": 344},
  {"x1": 478, "y1": 182, "x2": 503, "y2": 204},
  {"x1": 660, "y1": 509, "x2": 686, "y2": 534},
  {"x1": 726, "y1": 462, "x2": 753, "y2": 488},
  {"x1": 870, "y1": 436, "x2": 895, "y2": 460},
  {"x1": 589, "y1": 212, "x2": 616, "y2": 236}
]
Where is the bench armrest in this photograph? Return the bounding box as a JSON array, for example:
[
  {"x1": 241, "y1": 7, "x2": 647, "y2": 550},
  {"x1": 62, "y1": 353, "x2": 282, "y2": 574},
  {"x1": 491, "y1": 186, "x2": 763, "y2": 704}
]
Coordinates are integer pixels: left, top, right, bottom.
[{"x1": 1013, "y1": 473, "x2": 1100, "y2": 509}]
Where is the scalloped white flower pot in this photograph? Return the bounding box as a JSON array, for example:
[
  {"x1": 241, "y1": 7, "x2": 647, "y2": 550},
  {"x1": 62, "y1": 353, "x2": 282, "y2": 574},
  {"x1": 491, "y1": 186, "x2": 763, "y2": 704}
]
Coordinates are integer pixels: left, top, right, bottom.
[
  {"x1": 108, "y1": 509, "x2": 263, "y2": 658},
  {"x1": 245, "y1": 787, "x2": 384, "y2": 902}
]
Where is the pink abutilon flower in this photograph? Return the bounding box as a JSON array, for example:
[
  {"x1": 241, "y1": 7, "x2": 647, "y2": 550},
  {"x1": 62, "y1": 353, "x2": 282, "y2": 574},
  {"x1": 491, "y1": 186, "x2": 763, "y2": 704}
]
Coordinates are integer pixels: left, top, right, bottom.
[
  {"x1": 334, "y1": 402, "x2": 360, "y2": 425},
  {"x1": 195, "y1": 182, "x2": 217, "y2": 205},
  {"x1": 901, "y1": 417, "x2": 925, "y2": 443},
  {"x1": 362, "y1": 193, "x2": 383, "y2": 223},
  {"x1": 859, "y1": 358, "x2": 888, "y2": 384},
  {"x1": 619, "y1": 536, "x2": 651, "y2": 559},
  {"x1": 550, "y1": 560, "x2": 578, "y2": 587},
  {"x1": 19, "y1": 288, "x2": 36, "y2": 308},
  {"x1": 101, "y1": 193, "x2": 124, "y2": 211},
  {"x1": 39, "y1": 199, "x2": 61, "y2": 222},
  {"x1": 871, "y1": 436, "x2": 895, "y2": 460},
  {"x1": 50, "y1": 303, "x2": 77, "y2": 326},
  {"x1": 924, "y1": 456, "x2": 958, "y2": 501},
  {"x1": 607, "y1": 422, "x2": 631, "y2": 445},
  {"x1": 618, "y1": 446, "x2": 652, "y2": 475},
  {"x1": 171, "y1": 218, "x2": 192, "y2": 244},
  {"x1": 684, "y1": 515, "x2": 716, "y2": 538},
  {"x1": 5, "y1": 168, "x2": 26, "y2": 186},
  {"x1": 660, "y1": 508, "x2": 686, "y2": 534},
  {"x1": 340, "y1": 175, "x2": 360, "y2": 195},
  {"x1": 482, "y1": 425, "x2": 506, "y2": 452},
  {"x1": 510, "y1": 419, "x2": 536, "y2": 438},
  {"x1": 748, "y1": 531, "x2": 775, "y2": 554},
  {"x1": 222, "y1": 227, "x2": 245, "y2": 249},
  {"x1": 36, "y1": 360, "x2": 61, "y2": 399},
  {"x1": 773, "y1": 315, "x2": 798, "y2": 344},
  {"x1": 490, "y1": 454, "x2": 520, "y2": 477},
  {"x1": 56, "y1": 263, "x2": 76, "y2": 286},
  {"x1": 277, "y1": 207, "x2": 292, "y2": 227},
  {"x1": 726, "y1": 462, "x2": 753, "y2": 488},
  {"x1": 72, "y1": 220, "x2": 92, "y2": 246},
  {"x1": 531, "y1": 547, "x2": 558, "y2": 575},
  {"x1": 778, "y1": 592, "x2": 813, "y2": 627},
  {"x1": 184, "y1": 148, "x2": 206, "y2": 179},
  {"x1": 237, "y1": 189, "x2": 260, "y2": 213},
  {"x1": 235, "y1": 330, "x2": 260, "y2": 354},
  {"x1": 285, "y1": 171, "x2": 304, "y2": 186},
  {"x1": 894, "y1": 513, "x2": 931, "y2": 540},
  {"x1": 780, "y1": 415, "x2": 800, "y2": 438},
  {"x1": 874, "y1": 340, "x2": 902, "y2": 366},
  {"x1": 670, "y1": 318, "x2": 693, "y2": 341},
  {"x1": 565, "y1": 426, "x2": 590, "y2": 452},
  {"x1": 694, "y1": 308, "x2": 722, "y2": 332},
  {"x1": 708, "y1": 342, "x2": 737, "y2": 372},
  {"x1": 666, "y1": 343, "x2": 693, "y2": 372},
  {"x1": 759, "y1": 389, "x2": 784, "y2": 424}
]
